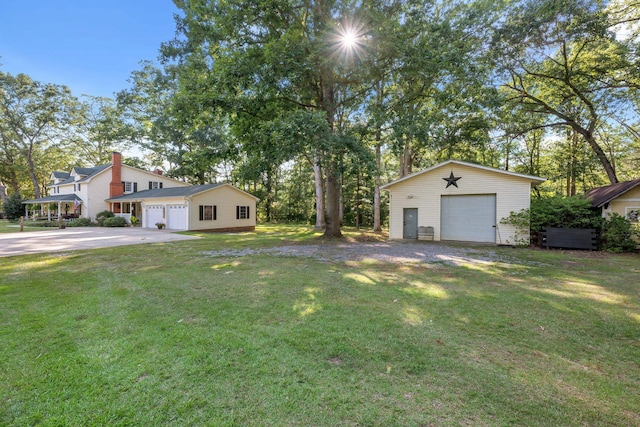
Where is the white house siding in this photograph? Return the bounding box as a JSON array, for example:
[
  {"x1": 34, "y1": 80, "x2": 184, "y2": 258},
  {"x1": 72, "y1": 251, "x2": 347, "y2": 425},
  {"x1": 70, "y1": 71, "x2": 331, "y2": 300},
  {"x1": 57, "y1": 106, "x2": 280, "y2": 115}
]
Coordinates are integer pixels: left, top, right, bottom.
[
  {"x1": 188, "y1": 185, "x2": 257, "y2": 231},
  {"x1": 386, "y1": 163, "x2": 536, "y2": 245},
  {"x1": 82, "y1": 166, "x2": 189, "y2": 221},
  {"x1": 84, "y1": 171, "x2": 111, "y2": 220}
]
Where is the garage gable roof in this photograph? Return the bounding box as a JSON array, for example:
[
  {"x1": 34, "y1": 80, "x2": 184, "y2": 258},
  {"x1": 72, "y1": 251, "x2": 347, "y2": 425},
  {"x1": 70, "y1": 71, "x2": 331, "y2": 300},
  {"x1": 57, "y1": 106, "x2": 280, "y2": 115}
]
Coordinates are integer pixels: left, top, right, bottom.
[
  {"x1": 586, "y1": 178, "x2": 640, "y2": 208},
  {"x1": 106, "y1": 183, "x2": 260, "y2": 202},
  {"x1": 380, "y1": 160, "x2": 546, "y2": 189}
]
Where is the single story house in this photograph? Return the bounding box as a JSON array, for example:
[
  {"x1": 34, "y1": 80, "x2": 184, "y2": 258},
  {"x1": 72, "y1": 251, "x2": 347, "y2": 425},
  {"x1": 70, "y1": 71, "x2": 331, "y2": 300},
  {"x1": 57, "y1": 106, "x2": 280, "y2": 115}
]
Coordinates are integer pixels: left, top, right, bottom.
[
  {"x1": 23, "y1": 152, "x2": 258, "y2": 231},
  {"x1": 381, "y1": 160, "x2": 546, "y2": 244},
  {"x1": 106, "y1": 183, "x2": 259, "y2": 231},
  {"x1": 586, "y1": 178, "x2": 640, "y2": 223}
]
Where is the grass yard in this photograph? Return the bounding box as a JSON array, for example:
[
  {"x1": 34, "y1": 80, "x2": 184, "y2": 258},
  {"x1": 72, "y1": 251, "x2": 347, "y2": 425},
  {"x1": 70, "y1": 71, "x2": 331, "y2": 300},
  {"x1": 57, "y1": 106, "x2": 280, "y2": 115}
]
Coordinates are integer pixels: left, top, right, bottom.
[
  {"x1": 0, "y1": 219, "x2": 56, "y2": 233},
  {"x1": 1, "y1": 224, "x2": 639, "y2": 426}
]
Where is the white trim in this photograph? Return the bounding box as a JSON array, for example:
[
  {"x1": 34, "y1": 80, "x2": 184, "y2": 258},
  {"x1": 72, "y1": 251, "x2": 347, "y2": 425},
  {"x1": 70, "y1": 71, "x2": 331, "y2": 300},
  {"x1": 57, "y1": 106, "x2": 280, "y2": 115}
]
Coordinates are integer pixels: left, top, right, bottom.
[{"x1": 613, "y1": 198, "x2": 640, "y2": 203}]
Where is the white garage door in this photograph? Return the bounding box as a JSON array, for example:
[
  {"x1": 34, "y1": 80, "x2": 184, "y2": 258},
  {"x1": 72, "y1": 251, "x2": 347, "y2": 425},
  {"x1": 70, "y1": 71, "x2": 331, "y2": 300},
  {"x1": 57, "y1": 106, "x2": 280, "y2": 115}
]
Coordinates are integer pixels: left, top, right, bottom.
[
  {"x1": 166, "y1": 204, "x2": 187, "y2": 230},
  {"x1": 145, "y1": 205, "x2": 164, "y2": 229},
  {"x1": 441, "y1": 194, "x2": 496, "y2": 243}
]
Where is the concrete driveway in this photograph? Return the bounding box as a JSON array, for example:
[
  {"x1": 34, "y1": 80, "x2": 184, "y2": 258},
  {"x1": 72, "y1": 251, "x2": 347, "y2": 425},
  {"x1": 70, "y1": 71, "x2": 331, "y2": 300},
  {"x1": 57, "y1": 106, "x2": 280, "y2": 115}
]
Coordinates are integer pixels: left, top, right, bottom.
[{"x1": 0, "y1": 227, "x2": 199, "y2": 257}]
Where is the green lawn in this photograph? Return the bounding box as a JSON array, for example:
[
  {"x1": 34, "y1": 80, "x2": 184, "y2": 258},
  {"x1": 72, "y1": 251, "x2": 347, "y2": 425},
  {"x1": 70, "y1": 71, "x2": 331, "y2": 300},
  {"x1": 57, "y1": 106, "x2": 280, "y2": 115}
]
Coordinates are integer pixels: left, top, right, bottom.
[
  {"x1": 0, "y1": 219, "x2": 56, "y2": 233},
  {"x1": 1, "y1": 224, "x2": 639, "y2": 426}
]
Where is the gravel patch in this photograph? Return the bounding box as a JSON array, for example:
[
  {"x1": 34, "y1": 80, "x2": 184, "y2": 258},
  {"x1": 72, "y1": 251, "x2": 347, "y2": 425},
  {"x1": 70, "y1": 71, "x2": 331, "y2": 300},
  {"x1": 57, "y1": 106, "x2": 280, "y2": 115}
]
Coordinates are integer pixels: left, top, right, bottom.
[{"x1": 202, "y1": 241, "x2": 518, "y2": 267}]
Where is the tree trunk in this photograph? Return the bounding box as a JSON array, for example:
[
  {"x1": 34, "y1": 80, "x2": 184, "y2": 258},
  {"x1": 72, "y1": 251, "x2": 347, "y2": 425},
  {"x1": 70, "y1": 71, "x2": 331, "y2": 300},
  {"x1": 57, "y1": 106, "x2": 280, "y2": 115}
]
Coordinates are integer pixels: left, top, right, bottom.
[
  {"x1": 0, "y1": 180, "x2": 7, "y2": 206},
  {"x1": 572, "y1": 126, "x2": 616, "y2": 184},
  {"x1": 399, "y1": 137, "x2": 412, "y2": 178},
  {"x1": 265, "y1": 170, "x2": 273, "y2": 222},
  {"x1": 25, "y1": 148, "x2": 42, "y2": 198},
  {"x1": 313, "y1": 153, "x2": 325, "y2": 229},
  {"x1": 373, "y1": 137, "x2": 382, "y2": 232},
  {"x1": 324, "y1": 164, "x2": 342, "y2": 238}
]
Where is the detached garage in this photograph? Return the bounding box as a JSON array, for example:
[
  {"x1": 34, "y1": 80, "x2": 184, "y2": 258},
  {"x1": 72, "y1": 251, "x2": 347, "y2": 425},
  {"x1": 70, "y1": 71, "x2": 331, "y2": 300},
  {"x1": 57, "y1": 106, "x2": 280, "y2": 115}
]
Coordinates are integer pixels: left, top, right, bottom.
[
  {"x1": 107, "y1": 183, "x2": 259, "y2": 232},
  {"x1": 381, "y1": 160, "x2": 545, "y2": 244}
]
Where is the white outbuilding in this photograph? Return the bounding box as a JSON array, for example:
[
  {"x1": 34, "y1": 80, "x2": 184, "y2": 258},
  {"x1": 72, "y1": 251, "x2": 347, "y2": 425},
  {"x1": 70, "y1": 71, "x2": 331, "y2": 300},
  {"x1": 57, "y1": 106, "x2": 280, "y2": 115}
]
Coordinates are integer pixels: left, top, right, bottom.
[{"x1": 381, "y1": 160, "x2": 545, "y2": 244}]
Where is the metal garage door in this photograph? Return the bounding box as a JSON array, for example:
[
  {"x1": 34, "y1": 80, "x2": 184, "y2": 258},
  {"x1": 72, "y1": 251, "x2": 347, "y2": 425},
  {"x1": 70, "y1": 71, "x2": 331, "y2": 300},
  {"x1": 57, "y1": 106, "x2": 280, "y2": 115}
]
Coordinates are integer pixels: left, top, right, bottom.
[
  {"x1": 145, "y1": 205, "x2": 164, "y2": 229},
  {"x1": 166, "y1": 204, "x2": 187, "y2": 230},
  {"x1": 441, "y1": 194, "x2": 496, "y2": 243}
]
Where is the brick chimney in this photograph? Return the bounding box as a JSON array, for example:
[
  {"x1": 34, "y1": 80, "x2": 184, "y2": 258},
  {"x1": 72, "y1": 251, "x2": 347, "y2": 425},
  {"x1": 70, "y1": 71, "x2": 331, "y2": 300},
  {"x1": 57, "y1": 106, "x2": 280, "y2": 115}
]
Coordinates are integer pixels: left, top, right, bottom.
[
  {"x1": 153, "y1": 168, "x2": 164, "y2": 175},
  {"x1": 109, "y1": 152, "x2": 123, "y2": 198}
]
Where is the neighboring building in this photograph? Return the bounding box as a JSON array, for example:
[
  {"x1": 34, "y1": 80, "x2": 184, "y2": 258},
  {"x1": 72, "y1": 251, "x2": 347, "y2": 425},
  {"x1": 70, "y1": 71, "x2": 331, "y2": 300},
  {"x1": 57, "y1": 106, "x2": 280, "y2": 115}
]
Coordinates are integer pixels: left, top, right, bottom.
[
  {"x1": 23, "y1": 152, "x2": 258, "y2": 231},
  {"x1": 586, "y1": 178, "x2": 640, "y2": 223},
  {"x1": 381, "y1": 160, "x2": 546, "y2": 244},
  {"x1": 107, "y1": 183, "x2": 259, "y2": 231}
]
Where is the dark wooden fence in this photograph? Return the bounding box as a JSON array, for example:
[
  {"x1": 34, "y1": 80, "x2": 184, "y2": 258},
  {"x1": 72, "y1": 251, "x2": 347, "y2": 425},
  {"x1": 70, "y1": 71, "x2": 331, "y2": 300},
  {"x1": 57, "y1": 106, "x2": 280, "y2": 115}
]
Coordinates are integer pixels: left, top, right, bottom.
[{"x1": 542, "y1": 227, "x2": 597, "y2": 250}]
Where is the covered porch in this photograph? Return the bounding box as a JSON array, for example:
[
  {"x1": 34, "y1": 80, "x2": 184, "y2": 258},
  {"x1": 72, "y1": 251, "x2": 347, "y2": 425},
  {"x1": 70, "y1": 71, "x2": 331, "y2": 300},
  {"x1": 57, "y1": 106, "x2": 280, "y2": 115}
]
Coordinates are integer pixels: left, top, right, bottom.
[
  {"x1": 22, "y1": 194, "x2": 83, "y2": 221},
  {"x1": 109, "y1": 200, "x2": 141, "y2": 225}
]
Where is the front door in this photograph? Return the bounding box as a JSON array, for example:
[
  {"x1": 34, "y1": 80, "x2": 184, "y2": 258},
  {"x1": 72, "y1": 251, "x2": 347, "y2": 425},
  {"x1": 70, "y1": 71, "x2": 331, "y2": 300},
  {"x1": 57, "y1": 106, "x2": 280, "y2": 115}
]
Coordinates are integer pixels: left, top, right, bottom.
[{"x1": 403, "y1": 208, "x2": 418, "y2": 239}]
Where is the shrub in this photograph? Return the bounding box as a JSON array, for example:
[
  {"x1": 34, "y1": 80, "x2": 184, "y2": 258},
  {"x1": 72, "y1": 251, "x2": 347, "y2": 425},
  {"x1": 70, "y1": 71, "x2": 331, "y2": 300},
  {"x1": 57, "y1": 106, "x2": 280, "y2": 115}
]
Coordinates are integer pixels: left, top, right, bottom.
[
  {"x1": 102, "y1": 216, "x2": 127, "y2": 227},
  {"x1": 96, "y1": 210, "x2": 115, "y2": 226},
  {"x1": 25, "y1": 220, "x2": 58, "y2": 228},
  {"x1": 67, "y1": 218, "x2": 93, "y2": 227},
  {"x1": 3, "y1": 193, "x2": 25, "y2": 220},
  {"x1": 501, "y1": 196, "x2": 603, "y2": 245},
  {"x1": 600, "y1": 213, "x2": 639, "y2": 253},
  {"x1": 130, "y1": 215, "x2": 139, "y2": 226}
]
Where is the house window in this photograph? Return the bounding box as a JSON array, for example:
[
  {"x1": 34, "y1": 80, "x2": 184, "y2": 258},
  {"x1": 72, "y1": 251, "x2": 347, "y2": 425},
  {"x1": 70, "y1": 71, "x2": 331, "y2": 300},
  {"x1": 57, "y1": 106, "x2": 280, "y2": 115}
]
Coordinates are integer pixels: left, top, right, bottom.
[
  {"x1": 77, "y1": 184, "x2": 81, "y2": 191},
  {"x1": 199, "y1": 205, "x2": 217, "y2": 221},
  {"x1": 149, "y1": 181, "x2": 163, "y2": 190},
  {"x1": 626, "y1": 208, "x2": 640, "y2": 223},
  {"x1": 236, "y1": 205, "x2": 250, "y2": 219},
  {"x1": 122, "y1": 182, "x2": 137, "y2": 193}
]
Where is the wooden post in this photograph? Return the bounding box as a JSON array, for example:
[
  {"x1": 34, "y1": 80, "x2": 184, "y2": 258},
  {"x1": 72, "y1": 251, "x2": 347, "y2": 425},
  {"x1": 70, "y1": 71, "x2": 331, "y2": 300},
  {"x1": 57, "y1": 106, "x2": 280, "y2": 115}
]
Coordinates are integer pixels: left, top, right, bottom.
[{"x1": 19, "y1": 216, "x2": 24, "y2": 232}]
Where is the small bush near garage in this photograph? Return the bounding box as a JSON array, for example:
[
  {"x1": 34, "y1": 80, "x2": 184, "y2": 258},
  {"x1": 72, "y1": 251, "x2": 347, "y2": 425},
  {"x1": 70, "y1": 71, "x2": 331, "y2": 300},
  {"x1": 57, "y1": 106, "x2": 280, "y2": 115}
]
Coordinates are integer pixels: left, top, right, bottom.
[
  {"x1": 600, "y1": 213, "x2": 639, "y2": 253},
  {"x1": 102, "y1": 216, "x2": 127, "y2": 227},
  {"x1": 95, "y1": 210, "x2": 115, "y2": 226},
  {"x1": 67, "y1": 218, "x2": 93, "y2": 227},
  {"x1": 502, "y1": 196, "x2": 603, "y2": 246},
  {"x1": 503, "y1": 196, "x2": 640, "y2": 252}
]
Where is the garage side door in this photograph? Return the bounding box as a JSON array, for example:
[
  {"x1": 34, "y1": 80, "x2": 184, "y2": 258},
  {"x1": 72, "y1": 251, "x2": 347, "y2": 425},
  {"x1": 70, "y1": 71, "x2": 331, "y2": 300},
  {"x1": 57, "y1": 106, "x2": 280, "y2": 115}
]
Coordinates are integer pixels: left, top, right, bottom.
[
  {"x1": 441, "y1": 194, "x2": 496, "y2": 243},
  {"x1": 166, "y1": 204, "x2": 187, "y2": 230},
  {"x1": 145, "y1": 205, "x2": 164, "y2": 229}
]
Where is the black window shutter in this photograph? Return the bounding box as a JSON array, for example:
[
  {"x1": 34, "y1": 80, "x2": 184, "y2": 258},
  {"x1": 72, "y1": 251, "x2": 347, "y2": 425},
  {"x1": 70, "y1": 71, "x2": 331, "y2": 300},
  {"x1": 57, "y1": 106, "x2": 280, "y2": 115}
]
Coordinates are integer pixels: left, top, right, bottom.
[
  {"x1": 160, "y1": 182, "x2": 163, "y2": 189},
  {"x1": 133, "y1": 182, "x2": 137, "y2": 192},
  {"x1": 247, "y1": 206, "x2": 250, "y2": 219},
  {"x1": 149, "y1": 181, "x2": 152, "y2": 190},
  {"x1": 214, "y1": 206, "x2": 217, "y2": 220},
  {"x1": 199, "y1": 205, "x2": 204, "y2": 221},
  {"x1": 236, "y1": 206, "x2": 239, "y2": 219}
]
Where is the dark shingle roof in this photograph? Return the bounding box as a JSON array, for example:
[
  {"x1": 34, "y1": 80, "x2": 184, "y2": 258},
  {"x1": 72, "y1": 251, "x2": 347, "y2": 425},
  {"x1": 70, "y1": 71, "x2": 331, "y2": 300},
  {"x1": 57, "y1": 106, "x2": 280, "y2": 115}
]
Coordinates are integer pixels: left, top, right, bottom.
[
  {"x1": 586, "y1": 178, "x2": 640, "y2": 208},
  {"x1": 52, "y1": 171, "x2": 70, "y2": 180},
  {"x1": 49, "y1": 164, "x2": 110, "y2": 186},
  {"x1": 107, "y1": 183, "x2": 225, "y2": 201},
  {"x1": 76, "y1": 164, "x2": 110, "y2": 182}
]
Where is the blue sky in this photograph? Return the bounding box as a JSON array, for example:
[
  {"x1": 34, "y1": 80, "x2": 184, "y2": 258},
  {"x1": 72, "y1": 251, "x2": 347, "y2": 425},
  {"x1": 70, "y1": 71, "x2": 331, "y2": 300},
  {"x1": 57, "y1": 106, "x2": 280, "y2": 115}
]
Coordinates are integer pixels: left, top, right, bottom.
[{"x1": 0, "y1": 1, "x2": 180, "y2": 98}]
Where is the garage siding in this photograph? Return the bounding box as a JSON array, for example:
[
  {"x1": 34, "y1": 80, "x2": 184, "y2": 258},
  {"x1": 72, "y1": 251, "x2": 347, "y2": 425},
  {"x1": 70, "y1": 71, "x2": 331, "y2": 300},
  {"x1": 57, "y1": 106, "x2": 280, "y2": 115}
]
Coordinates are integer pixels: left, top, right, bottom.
[
  {"x1": 386, "y1": 163, "x2": 534, "y2": 244},
  {"x1": 189, "y1": 185, "x2": 257, "y2": 231}
]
